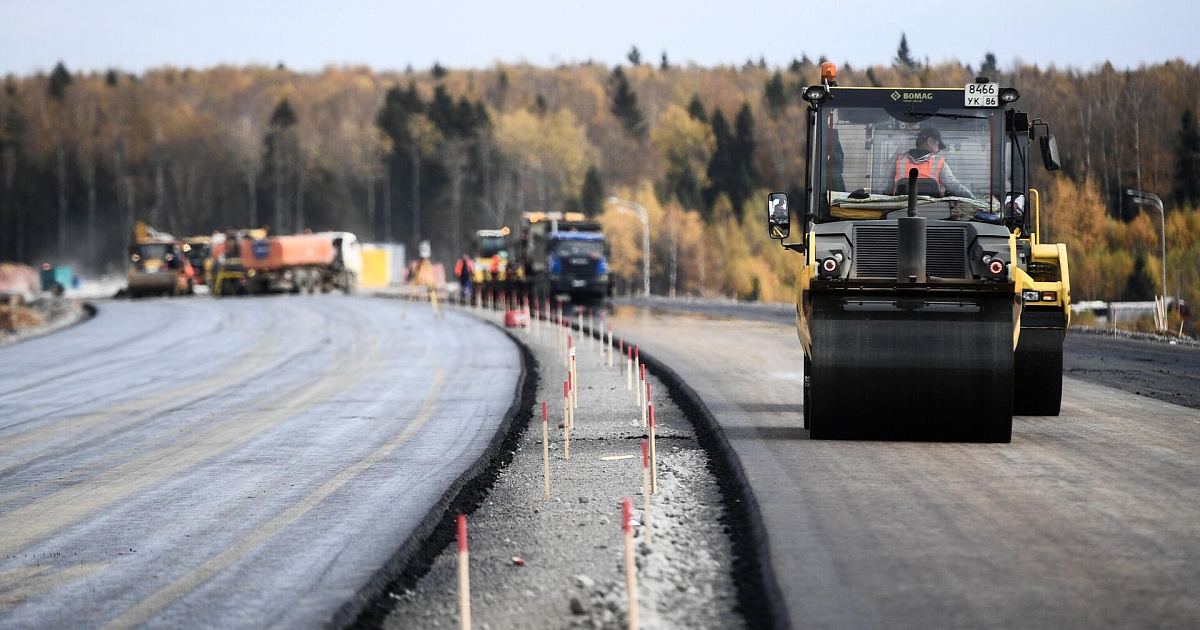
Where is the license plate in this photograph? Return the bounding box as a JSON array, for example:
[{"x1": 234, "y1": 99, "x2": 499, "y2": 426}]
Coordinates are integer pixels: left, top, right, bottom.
[
  {"x1": 964, "y1": 82, "x2": 998, "y2": 107},
  {"x1": 569, "y1": 258, "x2": 588, "y2": 265},
  {"x1": 571, "y1": 279, "x2": 587, "y2": 288}
]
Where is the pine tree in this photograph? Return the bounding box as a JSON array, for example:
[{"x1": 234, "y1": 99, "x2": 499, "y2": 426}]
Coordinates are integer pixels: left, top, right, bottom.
[
  {"x1": 980, "y1": 52, "x2": 999, "y2": 77},
  {"x1": 264, "y1": 99, "x2": 300, "y2": 232},
  {"x1": 432, "y1": 63, "x2": 447, "y2": 80},
  {"x1": 764, "y1": 71, "x2": 787, "y2": 117},
  {"x1": 1173, "y1": 107, "x2": 1200, "y2": 206},
  {"x1": 866, "y1": 67, "x2": 881, "y2": 87},
  {"x1": 660, "y1": 51, "x2": 670, "y2": 71},
  {"x1": 686, "y1": 94, "x2": 707, "y2": 123},
  {"x1": 609, "y1": 67, "x2": 646, "y2": 139},
  {"x1": 704, "y1": 109, "x2": 734, "y2": 217},
  {"x1": 731, "y1": 103, "x2": 758, "y2": 215},
  {"x1": 1123, "y1": 253, "x2": 1156, "y2": 301},
  {"x1": 581, "y1": 166, "x2": 604, "y2": 217},
  {"x1": 704, "y1": 106, "x2": 757, "y2": 218},
  {"x1": 269, "y1": 99, "x2": 298, "y2": 129},
  {"x1": 376, "y1": 83, "x2": 425, "y2": 241},
  {"x1": 48, "y1": 61, "x2": 72, "y2": 101},
  {"x1": 627, "y1": 46, "x2": 642, "y2": 66},
  {"x1": 895, "y1": 34, "x2": 916, "y2": 71},
  {"x1": 789, "y1": 58, "x2": 803, "y2": 73}
]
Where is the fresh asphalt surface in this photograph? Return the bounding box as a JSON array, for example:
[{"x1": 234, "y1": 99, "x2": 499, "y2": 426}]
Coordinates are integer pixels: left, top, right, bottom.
[
  {"x1": 611, "y1": 299, "x2": 1200, "y2": 630},
  {"x1": 0, "y1": 295, "x2": 519, "y2": 629}
]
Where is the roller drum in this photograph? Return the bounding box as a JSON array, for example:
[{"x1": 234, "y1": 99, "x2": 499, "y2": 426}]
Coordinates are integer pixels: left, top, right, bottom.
[{"x1": 807, "y1": 291, "x2": 1015, "y2": 441}]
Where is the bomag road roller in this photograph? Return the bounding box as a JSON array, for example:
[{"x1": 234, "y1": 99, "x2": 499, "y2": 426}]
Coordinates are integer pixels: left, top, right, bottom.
[{"x1": 767, "y1": 63, "x2": 1071, "y2": 442}]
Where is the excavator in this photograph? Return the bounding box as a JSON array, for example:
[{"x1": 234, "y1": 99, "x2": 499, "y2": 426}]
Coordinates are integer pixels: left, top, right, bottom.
[{"x1": 768, "y1": 63, "x2": 1070, "y2": 442}]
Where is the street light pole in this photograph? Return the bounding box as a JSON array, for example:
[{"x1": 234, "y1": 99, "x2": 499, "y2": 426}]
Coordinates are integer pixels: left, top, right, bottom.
[
  {"x1": 608, "y1": 196, "x2": 651, "y2": 296},
  {"x1": 1125, "y1": 189, "x2": 1167, "y2": 303}
]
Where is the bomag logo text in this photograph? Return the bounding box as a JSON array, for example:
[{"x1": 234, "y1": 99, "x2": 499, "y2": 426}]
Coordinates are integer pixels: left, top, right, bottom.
[{"x1": 891, "y1": 91, "x2": 934, "y2": 101}]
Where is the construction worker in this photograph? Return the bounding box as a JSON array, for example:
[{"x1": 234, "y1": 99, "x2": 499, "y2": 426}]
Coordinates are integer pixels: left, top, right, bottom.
[
  {"x1": 412, "y1": 241, "x2": 441, "y2": 317},
  {"x1": 455, "y1": 254, "x2": 474, "y2": 300},
  {"x1": 892, "y1": 126, "x2": 973, "y2": 198}
]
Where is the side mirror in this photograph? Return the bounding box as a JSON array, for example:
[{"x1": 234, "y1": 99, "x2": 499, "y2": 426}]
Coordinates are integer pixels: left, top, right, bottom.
[
  {"x1": 767, "y1": 192, "x2": 790, "y2": 239},
  {"x1": 1040, "y1": 133, "x2": 1061, "y2": 171}
]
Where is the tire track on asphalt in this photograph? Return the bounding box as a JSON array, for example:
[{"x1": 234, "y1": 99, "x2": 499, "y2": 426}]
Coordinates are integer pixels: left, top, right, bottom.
[
  {"x1": 99, "y1": 359, "x2": 448, "y2": 630},
  {"x1": 0, "y1": 306, "x2": 288, "y2": 453},
  {"x1": 0, "y1": 330, "x2": 382, "y2": 558},
  {"x1": 0, "y1": 302, "x2": 229, "y2": 407}
]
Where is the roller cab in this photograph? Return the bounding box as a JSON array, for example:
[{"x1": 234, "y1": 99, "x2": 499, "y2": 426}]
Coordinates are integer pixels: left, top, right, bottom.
[{"x1": 768, "y1": 66, "x2": 1070, "y2": 441}]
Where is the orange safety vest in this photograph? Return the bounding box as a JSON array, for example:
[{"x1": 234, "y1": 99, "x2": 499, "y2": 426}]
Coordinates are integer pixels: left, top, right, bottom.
[{"x1": 894, "y1": 153, "x2": 945, "y2": 195}]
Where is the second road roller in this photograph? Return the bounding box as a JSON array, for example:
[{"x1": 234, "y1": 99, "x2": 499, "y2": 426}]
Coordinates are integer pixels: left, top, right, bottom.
[{"x1": 767, "y1": 63, "x2": 1071, "y2": 442}]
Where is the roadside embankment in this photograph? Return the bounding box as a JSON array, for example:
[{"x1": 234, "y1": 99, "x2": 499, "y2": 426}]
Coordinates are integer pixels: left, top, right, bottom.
[{"x1": 0, "y1": 296, "x2": 92, "y2": 346}]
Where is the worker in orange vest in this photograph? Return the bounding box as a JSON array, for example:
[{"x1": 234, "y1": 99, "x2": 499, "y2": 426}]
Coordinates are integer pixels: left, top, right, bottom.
[
  {"x1": 454, "y1": 254, "x2": 474, "y2": 299},
  {"x1": 893, "y1": 126, "x2": 973, "y2": 198}
]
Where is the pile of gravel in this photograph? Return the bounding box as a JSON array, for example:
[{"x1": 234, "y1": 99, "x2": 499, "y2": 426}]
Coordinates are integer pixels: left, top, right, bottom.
[{"x1": 380, "y1": 304, "x2": 743, "y2": 630}]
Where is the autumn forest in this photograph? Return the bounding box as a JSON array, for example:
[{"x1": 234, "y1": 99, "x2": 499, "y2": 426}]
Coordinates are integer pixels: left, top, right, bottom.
[{"x1": 2, "y1": 42, "x2": 1199, "y2": 323}]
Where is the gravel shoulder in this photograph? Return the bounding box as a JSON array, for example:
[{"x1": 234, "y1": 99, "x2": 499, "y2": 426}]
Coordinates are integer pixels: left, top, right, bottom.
[{"x1": 379, "y1": 301, "x2": 744, "y2": 630}]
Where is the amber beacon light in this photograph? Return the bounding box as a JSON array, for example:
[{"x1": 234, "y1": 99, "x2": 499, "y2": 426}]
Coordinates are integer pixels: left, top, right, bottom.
[{"x1": 821, "y1": 62, "x2": 837, "y2": 85}]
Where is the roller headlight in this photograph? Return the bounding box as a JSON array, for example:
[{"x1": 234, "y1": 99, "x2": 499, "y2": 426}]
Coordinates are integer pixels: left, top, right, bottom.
[
  {"x1": 1022, "y1": 290, "x2": 1040, "y2": 302},
  {"x1": 803, "y1": 85, "x2": 827, "y2": 103}
]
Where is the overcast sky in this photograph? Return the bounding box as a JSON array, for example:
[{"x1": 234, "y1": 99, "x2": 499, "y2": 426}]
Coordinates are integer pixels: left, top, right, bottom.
[{"x1": 2, "y1": 0, "x2": 1197, "y2": 76}]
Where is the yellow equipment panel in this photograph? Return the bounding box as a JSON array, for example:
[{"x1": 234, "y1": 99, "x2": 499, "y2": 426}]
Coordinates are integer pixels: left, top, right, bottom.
[{"x1": 360, "y1": 249, "x2": 390, "y2": 287}]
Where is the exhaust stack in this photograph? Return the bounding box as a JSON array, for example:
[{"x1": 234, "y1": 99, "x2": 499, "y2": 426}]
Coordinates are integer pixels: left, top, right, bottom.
[{"x1": 898, "y1": 168, "x2": 927, "y2": 283}]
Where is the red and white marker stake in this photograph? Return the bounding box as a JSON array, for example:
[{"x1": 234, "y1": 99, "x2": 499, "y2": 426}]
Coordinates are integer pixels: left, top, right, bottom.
[
  {"x1": 648, "y1": 404, "x2": 658, "y2": 494},
  {"x1": 571, "y1": 350, "x2": 579, "y2": 412},
  {"x1": 642, "y1": 440, "x2": 652, "y2": 543},
  {"x1": 608, "y1": 324, "x2": 614, "y2": 367},
  {"x1": 626, "y1": 346, "x2": 633, "y2": 390},
  {"x1": 554, "y1": 308, "x2": 562, "y2": 353},
  {"x1": 589, "y1": 309, "x2": 596, "y2": 350},
  {"x1": 568, "y1": 336, "x2": 578, "y2": 414},
  {"x1": 639, "y1": 364, "x2": 647, "y2": 427},
  {"x1": 563, "y1": 380, "x2": 571, "y2": 460},
  {"x1": 567, "y1": 369, "x2": 576, "y2": 429},
  {"x1": 634, "y1": 346, "x2": 641, "y2": 399},
  {"x1": 646, "y1": 381, "x2": 651, "y2": 430},
  {"x1": 542, "y1": 401, "x2": 550, "y2": 500},
  {"x1": 457, "y1": 514, "x2": 470, "y2": 630},
  {"x1": 622, "y1": 498, "x2": 639, "y2": 630}
]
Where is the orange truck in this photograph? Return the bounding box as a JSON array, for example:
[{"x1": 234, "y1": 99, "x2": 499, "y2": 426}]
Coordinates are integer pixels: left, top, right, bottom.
[{"x1": 210, "y1": 231, "x2": 360, "y2": 296}]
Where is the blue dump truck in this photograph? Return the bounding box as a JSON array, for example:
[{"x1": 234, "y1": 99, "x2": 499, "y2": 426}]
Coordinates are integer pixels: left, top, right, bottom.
[{"x1": 517, "y1": 212, "x2": 612, "y2": 304}]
